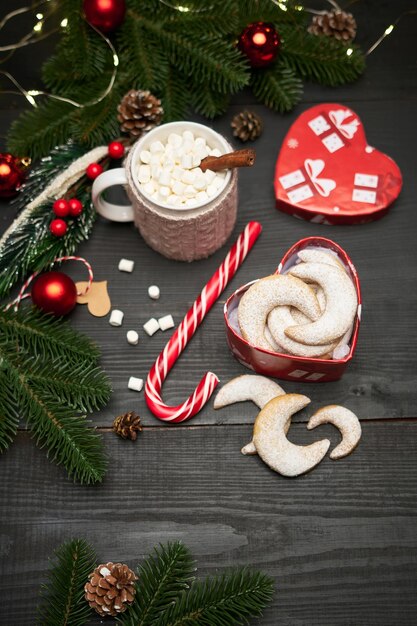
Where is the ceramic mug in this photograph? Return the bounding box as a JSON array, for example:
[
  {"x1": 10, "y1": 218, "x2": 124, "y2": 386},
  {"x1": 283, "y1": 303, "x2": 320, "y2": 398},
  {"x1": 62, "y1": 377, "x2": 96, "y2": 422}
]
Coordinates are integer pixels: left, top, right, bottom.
[{"x1": 92, "y1": 121, "x2": 238, "y2": 261}]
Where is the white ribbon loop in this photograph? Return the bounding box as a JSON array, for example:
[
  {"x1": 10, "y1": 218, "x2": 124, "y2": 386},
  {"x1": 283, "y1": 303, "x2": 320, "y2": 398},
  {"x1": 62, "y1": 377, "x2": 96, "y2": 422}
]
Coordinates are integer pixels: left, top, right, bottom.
[
  {"x1": 304, "y1": 159, "x2": 336, "y2": 197},
  {"x1": 329, "y1": 109, "x2": 360, "y2": 139}
]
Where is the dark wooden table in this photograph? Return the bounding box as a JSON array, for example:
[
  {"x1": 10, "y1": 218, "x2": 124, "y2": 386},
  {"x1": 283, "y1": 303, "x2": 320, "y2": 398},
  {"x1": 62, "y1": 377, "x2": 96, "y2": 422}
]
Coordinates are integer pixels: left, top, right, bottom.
[{"x1": 1, "y1": 2, "x2": 417, "y2": 624}]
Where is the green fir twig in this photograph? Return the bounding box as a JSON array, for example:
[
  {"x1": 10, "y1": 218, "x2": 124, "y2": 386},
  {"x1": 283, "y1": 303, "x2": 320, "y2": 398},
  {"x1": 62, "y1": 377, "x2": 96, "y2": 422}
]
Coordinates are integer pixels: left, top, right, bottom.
[
  {"x1": 37, "y1": 539, "x2": 97, "y2": 626},
  {"x1": 0, "y1": 308, "x2": 111, "y2": 483}
]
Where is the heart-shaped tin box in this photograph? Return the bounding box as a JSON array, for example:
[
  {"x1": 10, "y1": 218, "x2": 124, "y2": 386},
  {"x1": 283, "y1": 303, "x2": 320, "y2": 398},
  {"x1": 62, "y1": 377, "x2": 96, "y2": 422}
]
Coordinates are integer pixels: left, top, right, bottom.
[{"x1": 224, "y1": 237, "x2": 361, "y2": 382}]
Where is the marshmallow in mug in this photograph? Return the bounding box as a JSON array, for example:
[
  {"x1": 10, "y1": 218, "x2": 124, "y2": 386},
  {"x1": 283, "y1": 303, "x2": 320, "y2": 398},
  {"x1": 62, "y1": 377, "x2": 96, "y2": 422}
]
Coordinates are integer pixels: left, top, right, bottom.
[{"x1": 136, "y1": 131, "x2": 226, "y2": 209}]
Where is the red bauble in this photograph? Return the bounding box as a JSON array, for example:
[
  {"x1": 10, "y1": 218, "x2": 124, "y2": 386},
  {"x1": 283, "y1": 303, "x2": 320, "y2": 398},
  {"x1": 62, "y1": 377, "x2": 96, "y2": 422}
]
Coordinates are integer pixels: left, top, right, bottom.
[
  {"x1": 0, "y1": 153, "x2": 28, "y2": 198},
  {"x1": 83, "y1": 0, "x2": 126, "y2": 33},
  {"x1": 50, "y1": 219, "x2": 68, "y2": 237},
  {"x1": 31, "y1": 271, "x2": 77, "y2": 316},
  {"x1": 238, "y1": 22, "x2": 280, "y2": 68},
  {"x1": 108, "y1": 141, "x2": 125, "y2": 159},
  {"x1": 86, "y1": 162, "x2": 103, "y2": 180},
  {"x1": 53, "y1": 198, "x2": 70, "y2": 217},
  {"x1": 68, "y1": 198, "x2": 83, "y2": 217}
]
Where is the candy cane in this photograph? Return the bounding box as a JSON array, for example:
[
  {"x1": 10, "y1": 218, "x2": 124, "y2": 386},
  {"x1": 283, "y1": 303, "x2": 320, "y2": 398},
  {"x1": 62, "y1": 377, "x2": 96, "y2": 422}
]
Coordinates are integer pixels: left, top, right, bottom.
[
  {"x1": 145, "y1": 221, "x2": 262, "y2": 423},
  {"x1": 5, "y1": 256, "x2": 94, "y2": 311}
]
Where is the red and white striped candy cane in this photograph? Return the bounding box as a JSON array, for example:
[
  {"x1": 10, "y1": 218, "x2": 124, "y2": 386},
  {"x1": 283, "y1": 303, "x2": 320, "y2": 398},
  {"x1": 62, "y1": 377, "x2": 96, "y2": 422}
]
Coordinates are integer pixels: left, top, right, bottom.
[{"x1": 145, "y1": 221, "x2": 262, "y2": 423}]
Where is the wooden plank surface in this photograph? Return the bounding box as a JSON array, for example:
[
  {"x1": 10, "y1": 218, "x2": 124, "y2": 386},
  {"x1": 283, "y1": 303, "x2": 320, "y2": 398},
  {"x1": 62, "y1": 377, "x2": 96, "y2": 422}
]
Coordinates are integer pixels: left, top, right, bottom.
[
  {"x1": 1, "y1": 422, "x2": 417, "y2": 625},
  {"x1": 1, "y1": 0, "x2": 417, "y2": 624}
]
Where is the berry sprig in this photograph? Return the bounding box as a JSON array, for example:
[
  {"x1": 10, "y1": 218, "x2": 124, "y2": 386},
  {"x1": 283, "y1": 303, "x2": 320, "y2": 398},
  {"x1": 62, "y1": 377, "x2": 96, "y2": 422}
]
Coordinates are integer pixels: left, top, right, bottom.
[{"x1": 49, "y1": 141, "x2": 126, "y2": 237}]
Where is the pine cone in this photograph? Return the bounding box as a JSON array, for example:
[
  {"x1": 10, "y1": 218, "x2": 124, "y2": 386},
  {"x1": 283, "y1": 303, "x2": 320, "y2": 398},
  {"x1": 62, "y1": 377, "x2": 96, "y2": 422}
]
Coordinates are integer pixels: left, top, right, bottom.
[
  {"x1": 308, "y1": 10, "x2": 357, "y2": 42},
  {"x1": 231, "y1": 110, "x2": 263, "y2": 142},
  {"x1": 113, "y1": 411, "x2": 142, "y2": 441},
  {"x1": 84, "y1": 562, "x2": 138, "y2": 617},
  {"x1": 118, "y1": 89, "x2": 164, "y2": 140}
]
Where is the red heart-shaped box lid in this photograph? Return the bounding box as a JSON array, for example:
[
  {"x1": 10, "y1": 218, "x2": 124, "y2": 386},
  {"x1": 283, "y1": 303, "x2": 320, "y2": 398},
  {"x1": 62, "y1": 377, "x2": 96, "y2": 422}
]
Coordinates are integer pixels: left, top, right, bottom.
[{"x1": 274, "y1": 103, "x2": 402, "y2": 224}]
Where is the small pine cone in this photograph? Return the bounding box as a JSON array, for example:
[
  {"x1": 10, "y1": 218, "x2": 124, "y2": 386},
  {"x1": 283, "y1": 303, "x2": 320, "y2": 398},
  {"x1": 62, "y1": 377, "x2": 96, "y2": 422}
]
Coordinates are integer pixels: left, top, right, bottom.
[
  {"x1": 85, "y1": 562, "x2": 138, "y2": 617},
  {"x1": 113, "y1": 411, "x2": 142, "y2": 441},
  {"x1": 231, "y1": 110, "x2": 263, "y2": 142},
  {"x1": 118, "y1": 89, "x2": 164, "y2": 140},
  {"x1": 308, "y1": 10, "x2": 357, "y2": 42}
]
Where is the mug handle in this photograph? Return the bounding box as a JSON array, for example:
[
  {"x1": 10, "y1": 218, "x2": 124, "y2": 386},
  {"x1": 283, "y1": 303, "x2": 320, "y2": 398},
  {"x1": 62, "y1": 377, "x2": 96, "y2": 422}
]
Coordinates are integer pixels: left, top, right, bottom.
[{"x1": 91, "y1": 168, "x2": 135, "y2": 222}]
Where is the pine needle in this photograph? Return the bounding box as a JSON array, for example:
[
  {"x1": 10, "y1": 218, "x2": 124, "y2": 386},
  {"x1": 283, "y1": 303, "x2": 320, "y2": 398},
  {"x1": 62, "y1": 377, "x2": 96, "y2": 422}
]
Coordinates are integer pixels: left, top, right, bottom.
[{"x1": 37, "y1": 538, "x2": 97, "y2": 626}]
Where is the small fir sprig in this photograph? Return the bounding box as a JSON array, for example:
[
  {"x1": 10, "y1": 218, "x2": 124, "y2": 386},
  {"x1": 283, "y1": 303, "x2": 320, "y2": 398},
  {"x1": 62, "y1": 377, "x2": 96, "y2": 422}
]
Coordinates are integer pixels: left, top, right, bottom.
[
  {"x1": 0, "y1": 142, "x2": 106, "y2": 298},
  {"x1": 7, "y1": 0, "x2": 365, "y2": 160},
  {"x1": 0, "y1": 307, "x2": 111, "y2": 483},
  {"x1": 37, "y1": 539, "x2": 98, "y2": 626}
]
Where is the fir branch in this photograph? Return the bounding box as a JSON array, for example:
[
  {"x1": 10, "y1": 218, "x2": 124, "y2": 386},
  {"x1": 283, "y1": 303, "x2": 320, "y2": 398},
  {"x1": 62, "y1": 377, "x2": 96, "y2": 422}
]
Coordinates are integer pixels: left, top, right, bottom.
[
  {"x1": 119, "y1": 542, "x2": 195, "y2": 626},
  {"x1": 69, "y1": 86, "x2": 125, "y2": 148},
  {"x1": 117, "y1": 14, "x2": 170, "y2": 92},
  {"x1": 280, "y1": 26, "x2": 365, "y2": 86},
  {"x1": 7, "y1": 100, "x2": 78, "y2": 162},
  {"x1": 0, "y1": 309, "x2": 110, "y2": 483},
  {"x1": 190, "y1": 84, "x2": 231, "y2": 119},
  {"x1": 0, "y1": 308, "x2": 99, "y2": 368},
  {"x1": 160, "y1": 568, "x2": 274, "y2": 626},
  {"x1": 238, "y1": 0, "x2": 307, "y2": 25},
  {"x1": 251, "y1": 61, "x2": 303, "y2": 113},
  {"x1": 159, "y1": 69, "x2": 189, "y2": 122},
  {"x1": 0, "y1": 182, "x2": 96, "y2": 298},
  {"x1": 138, "y1": 16, "x2": 250, "y2": 94},
  {"x1": 5, "y1": 350, "x2": 108, "y2": 484},
  {"x1": 37, "y1": 538, "x2": 97, "y2": 626},
  {"x1": 12, "y1": 143, "x2": 86, "y2": 213},
  {"x1": 0, "y1": 369, "x2": 21, "y2": 452}
]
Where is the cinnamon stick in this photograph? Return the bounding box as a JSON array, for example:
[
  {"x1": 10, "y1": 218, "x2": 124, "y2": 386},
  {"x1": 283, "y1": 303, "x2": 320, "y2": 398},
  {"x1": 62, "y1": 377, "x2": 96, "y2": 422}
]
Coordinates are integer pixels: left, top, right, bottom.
[{"x1": 199, "y1": 149, "x2": 256, "y2": 172}]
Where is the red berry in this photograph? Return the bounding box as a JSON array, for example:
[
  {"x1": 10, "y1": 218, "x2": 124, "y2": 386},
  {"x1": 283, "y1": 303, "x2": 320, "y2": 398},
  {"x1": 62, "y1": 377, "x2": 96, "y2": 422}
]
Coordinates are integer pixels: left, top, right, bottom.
[
  {"x1": 49, "y1": 218, "x2": 67, "y2": 237},
  {"x1": 68, "y1": 198, "x2": 83, "y2": 217},
  {"x1": 108, "y1": 141, "x2": 125, "y2": 159},
  {"x1": 53, "y1": 198, "x2": 70, "y2": 217},
  {"x1": 86, "y1": 162, "x2": 103, "y2": 180}
]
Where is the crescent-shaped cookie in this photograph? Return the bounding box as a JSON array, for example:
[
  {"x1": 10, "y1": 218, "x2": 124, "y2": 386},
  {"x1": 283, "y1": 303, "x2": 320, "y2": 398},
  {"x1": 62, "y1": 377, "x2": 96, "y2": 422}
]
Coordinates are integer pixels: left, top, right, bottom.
[
  {"x1": 268, "y1": 305, "x2": 338, "y2": 358},
  {"x1": 253, "y1": 394, "x2": 330, "y2": 477},
  {"x1": 297, "y1": 248, "x2": 346, "y2": 271},
  {"x1": 213, "y1": 375, "x2": 286, "y2": 456},
  {"x1": 307, "y1": 405, "x2": 361, "y2": 459},
  {"x1": 287, "y1": 262, "x2": 357, "y2": 345},
  {"x1": 238, "y1": 274, "x2": 321, "y2": 351}
]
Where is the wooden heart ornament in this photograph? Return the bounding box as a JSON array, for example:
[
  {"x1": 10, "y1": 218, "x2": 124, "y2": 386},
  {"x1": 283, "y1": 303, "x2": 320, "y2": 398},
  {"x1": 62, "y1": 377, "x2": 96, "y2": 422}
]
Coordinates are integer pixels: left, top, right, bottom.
[{"x1": 274, "y1": 103, "x2": 402, "y2": 224}]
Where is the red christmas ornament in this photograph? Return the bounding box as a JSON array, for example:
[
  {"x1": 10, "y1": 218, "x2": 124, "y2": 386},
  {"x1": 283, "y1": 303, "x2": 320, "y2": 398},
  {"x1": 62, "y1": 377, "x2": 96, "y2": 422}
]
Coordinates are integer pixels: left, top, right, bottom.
[
  {"x1": 86, "y1": 162, "x2": 103, "y2": 180},
  {"x1": 31, "y1": 271, "x2": 77, "y2": 316},
  {"x1": 83, "y1": 0, "x2": 126, "y2": 33},
  {"x1": 0, "y1": 153, "x2": 29, "y2": 198},
  {"x1": 238, "y1": 22, "x2": 280, "y2": 68},
  {"x1": 108, "y1": 141, "x2": 125, "y2": 159},
  {"x1": 53, "y1": 198, "x2": 70, "y2": 217},
  {"x1": 68, "y1": 198, "x2": 83, "y2": 217},
  {"x1": 50, "y1": 219, "x2": 68, "y2": 237}
]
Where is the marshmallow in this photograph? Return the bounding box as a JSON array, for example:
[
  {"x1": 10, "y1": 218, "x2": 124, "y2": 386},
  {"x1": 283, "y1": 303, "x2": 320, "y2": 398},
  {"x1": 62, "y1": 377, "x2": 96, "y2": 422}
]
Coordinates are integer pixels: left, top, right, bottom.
[
  {"x1": 158, "y1": 314, "x2": 175, "y2": 331},
  {"x1": 181, "y1": 170, "x2": 195, "y2": 185},
  {"x1": 195, "y1": 137, "x2": 206, "y2": 149},
  {"x1": 172, "y1": 166, "x2": 184, "y2": 181},
  {"x1": 184, "y1": 185, "x2": 197, "y2": 198},
  {"x1": 192, "y1": 154, "x2": 201, "y2": 167},
  {"x1": 127, "y1": 330, "x2": 139, "y2": 345},
  {"x1": 183, "y1": 130, "x2": 194, "y2": 142},
  {"x1": 139, "y1": 150, "x2": 151, "y2": 163},
  {"x1": 148, "y1": 285, "x2": 160, "y2": 299},
  {"x1": 138, "y1": 165, "x2": 151, "y2": 183},
  {"x1": 210, "y1": 148, "x2": 222, "y2": 157},
  {"x1": 158, "y1": 169, "x2": 172, "y2": 186},
  {"x1": 118, "y1": 258, "x2": 135, "y2": 272},
  {"x1": 196, "y1": 190, "x2": 209, "y2": 203},
  {"x1": 204, "y1": 169, "x2": 216, "y2": 184},
  {"x1": 150, "y1": 140, "x2": 164, "y2": 153},
  {"x1": 207, "y1": 182, "x2": 218, "y2": 197},
  {"x1": 128, "y1": 376, "x2": 143, "y2": 392},
  {"x1": 159, "y1": 186, "x2": 170, "y2": 198},
  {"x1": 168, "y1": 133, "x2": 182, "y2": 148},
  {"x1": 143, "y1": 317, "x2": 159, "y2": 336},
  {"x1": 193, "y1": 175, "x2": 207, "y2": 190},
  {"x1": 172, "y1": 180, "x2": 186, "y2": 196},
  {"x1": 109, "y1": 309, "x2": 124, "y2": 326},
  {"x1": 181, "y1": 154, "x2": 193, "y2": 169},
  {"x1": 143, "y1": 181, "x2": 155, "y2": 196}
]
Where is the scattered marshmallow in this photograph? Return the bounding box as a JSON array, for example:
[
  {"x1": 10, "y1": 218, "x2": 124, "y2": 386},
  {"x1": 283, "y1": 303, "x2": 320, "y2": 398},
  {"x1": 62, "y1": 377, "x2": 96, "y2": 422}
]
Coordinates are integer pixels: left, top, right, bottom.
[
  {"x1": 158, "y1": 314, "x2": 175, "y2": 331},
  {"x1": 148, "y1": 285, "x2": 160, "y2": 300},
  {"x1": 118, "y1": 258, "x2": 135, "y2": 273},
  {"x1": 128, "y1": 376, "x2": 143, "y2": 392},
  {"x1": 127, "y1": 330, "x2": 139, "y2": 345},
  {"x1": 109, "y1": 309, "x2": 124, "y2": 326},
  {"x1": 143, "y1": 317, "x2": 160, "y2": 336}
]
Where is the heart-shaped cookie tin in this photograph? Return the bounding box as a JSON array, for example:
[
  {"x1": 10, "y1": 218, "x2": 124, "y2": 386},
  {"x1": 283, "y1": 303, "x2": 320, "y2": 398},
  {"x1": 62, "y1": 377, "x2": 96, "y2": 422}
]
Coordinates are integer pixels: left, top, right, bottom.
[
  {"x1": 274, "y1": 103, "x2": 402, "y2": 224},
  {"x1": 224, "y1": 237, "x2": 361, "y2": 382}
]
